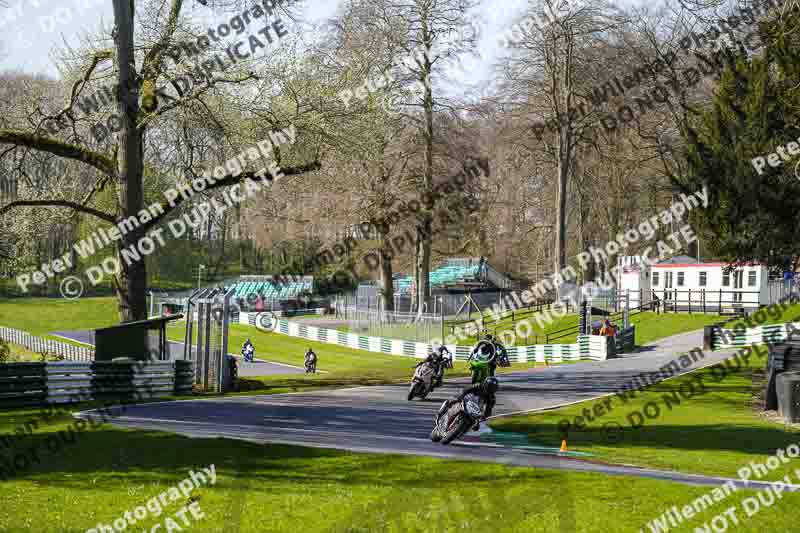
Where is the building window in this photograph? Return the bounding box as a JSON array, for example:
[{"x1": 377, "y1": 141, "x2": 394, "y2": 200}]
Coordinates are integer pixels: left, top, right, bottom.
[
  {"x1": 677, "y1": 272, "x2": 685, "y2": 287},
  {"x1": 699, "y1": 272, "x2": 707, "y2": 287},
  {"x1": 653, "y1": 272, "x2": 660, "y2": 286},
  {"x1": 723, "y1": 272, "x2": 730, "y2": 287},
  {"x1": 748, "y1": 271, "x2": 757, "y2": 287}
]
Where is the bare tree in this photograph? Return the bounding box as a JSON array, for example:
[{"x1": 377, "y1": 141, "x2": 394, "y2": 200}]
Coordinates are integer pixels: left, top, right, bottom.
[
  {"x1": 0, "y1": 0, "x2": 320, "y2": 326},
  {"x1": 498, "y1": 0, "x2": 626, "y2": 283},
  {"x1": 344, "y1": 0, "x2": 478, "y2": 314}
]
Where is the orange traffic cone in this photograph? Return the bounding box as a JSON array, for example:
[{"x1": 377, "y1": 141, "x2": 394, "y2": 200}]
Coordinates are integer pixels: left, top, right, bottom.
[{"x1": 560, "y1": 439, "x2": 568, "y2": 452}]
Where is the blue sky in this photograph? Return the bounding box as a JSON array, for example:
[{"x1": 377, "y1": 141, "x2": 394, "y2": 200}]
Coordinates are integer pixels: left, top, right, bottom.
[{"x1": 0, "y1": 0, "x2": 528, "y2": 83}]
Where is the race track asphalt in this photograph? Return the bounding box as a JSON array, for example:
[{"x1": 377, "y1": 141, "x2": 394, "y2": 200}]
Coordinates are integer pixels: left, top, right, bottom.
[{"x1": 75, "y1": 330, "x2": 799, "y2": 491}]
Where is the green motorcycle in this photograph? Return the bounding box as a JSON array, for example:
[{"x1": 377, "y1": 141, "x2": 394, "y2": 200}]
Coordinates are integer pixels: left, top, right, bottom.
[
  {"x1": 469, "y1": 341, "x2": 496, "y2": 384},
  {"x1": 469, "y1": 359, "x2": 489, "y2": 385}
]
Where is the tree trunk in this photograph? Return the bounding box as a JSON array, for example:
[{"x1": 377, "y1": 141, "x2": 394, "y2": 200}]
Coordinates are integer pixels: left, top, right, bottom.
[
  {"x1": 549, "y1": 27, "x2": 576, "y2": 291},
  {"x1": 554, "y1": 158, "x2": 568, "y2": 279},
  {"x1": 113, "y1": 0, "x2": 147, "y2": 324},
  {"x1": 416, "y1": 19, "x2": 434, "y2": 317},
  {"x1": 380, "y1": 233, "x2": 394, "y2": 312},
  {"x1": 416, "y1": 217, "x2": 432, "y2": 314}
]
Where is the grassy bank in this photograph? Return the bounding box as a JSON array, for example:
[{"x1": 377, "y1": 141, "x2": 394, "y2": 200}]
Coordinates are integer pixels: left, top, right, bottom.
[
  {"x1": 491, "y1": 346, "x2": 800, "y2": 480},
  {"x1": 450, "y1": 309, "x2": 725, "y2": 346},
  {"x1": 0, "y1": 341, "x2": 62, "y2": 362},
  {"x1": 0, "y1": 297, "x2": 118, "y2": 338}
]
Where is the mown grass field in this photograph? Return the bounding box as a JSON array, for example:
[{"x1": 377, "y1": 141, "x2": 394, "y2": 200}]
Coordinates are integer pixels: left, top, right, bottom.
[{"x1": 491, "y1": 344, "x2": 800, "y2": 480}]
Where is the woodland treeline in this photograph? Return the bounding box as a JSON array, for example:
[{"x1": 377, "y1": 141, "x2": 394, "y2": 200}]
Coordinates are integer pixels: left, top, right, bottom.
[{"x1": 0, "y1": 0, "x2": 798, "y2": 319}]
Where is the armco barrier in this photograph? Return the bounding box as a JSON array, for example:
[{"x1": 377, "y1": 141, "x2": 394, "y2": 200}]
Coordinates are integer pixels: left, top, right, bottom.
[
  {"x1": 240, "y1": 312, "x2": 619, "y2": 363},
  {"x1": 0, "y1": 360, "x2": 192, "y2": 408},
  {"x1": 615, "y1": 326, "x2": 636, "y2": 354},
  {"x1": 710, "y1": 322, "x2": 800, "y2": 350},
  {"x1": 0, "y1": 326, "x2": 94, "y2": 361}
]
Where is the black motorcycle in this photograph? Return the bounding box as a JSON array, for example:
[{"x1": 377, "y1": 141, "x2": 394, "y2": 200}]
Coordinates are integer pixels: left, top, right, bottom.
[{"x1": 430, "y1": 393, "x2": 485, "y2": 445}]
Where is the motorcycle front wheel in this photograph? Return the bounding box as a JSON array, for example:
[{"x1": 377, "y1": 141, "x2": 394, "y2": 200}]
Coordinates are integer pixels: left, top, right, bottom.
[
  {"x1": 441, "y1": 414, "x2": 472, "y2": 445},
  {"x1": 471, "y1": 369, "x2": 487, "y2": 384},
  {"x1": 407, "y1": 381, "x2": 419, "y2": 401}
]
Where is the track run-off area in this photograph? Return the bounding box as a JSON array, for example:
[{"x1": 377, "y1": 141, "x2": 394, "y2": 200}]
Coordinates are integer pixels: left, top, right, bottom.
[{"x1": 75, "y1": 329, "x2": 799, "y2": 491}]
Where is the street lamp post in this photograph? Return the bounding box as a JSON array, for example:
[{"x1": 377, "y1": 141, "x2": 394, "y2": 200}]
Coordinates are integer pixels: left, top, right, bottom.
[{"x1": 198, "y1": 264, "x2": 205, "y2": 290}]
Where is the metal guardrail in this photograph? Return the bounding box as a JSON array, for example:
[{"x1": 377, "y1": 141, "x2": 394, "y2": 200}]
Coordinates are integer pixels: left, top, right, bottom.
[{"x1": 0, "y1": 360, "x2": 193, "y2": 408}]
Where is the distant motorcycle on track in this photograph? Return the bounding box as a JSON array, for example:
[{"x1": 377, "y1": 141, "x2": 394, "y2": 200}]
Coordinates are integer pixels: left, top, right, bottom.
[
  {"x1": 305, "y1": 357, "x2": 317, "y2": 373},
  {"x1": 304, "y1": 349, "x2": 317, "y2": 374},
  {"x1": 242, "y1": 341, "x2": 255, "y2": 363},
  {"x1": 407, "y1": 361, "x2": 436, "y2": 400}
]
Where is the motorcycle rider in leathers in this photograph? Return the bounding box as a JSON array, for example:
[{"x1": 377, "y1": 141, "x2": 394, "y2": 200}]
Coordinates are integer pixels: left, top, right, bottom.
[{"x1": 438, "y1": 377, "x2": 499, "y2": 431}]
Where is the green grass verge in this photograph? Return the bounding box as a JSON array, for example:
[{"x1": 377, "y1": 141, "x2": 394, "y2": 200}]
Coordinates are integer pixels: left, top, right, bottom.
[
  {"x1": 449, "y1": 310, "x2": 726, "y2": 347},
  {"x1": 630, "y1": 312, "x2": 724, "y2": 345},
  {"x1": 0, "y1": 341, "x2": 64, "y2": 362},
  {"x1": 0, "y1": 297, "x2": 118, "y2": 341},
  {"x1": 490, "y1": 346, "x2": 800, "y2": 480},
  {"x1": 1, "y1": 400, "x2": 799, "y2": 532},
  {"x1": 725, "y1": 302, "x2": 800, "y2": 328}
]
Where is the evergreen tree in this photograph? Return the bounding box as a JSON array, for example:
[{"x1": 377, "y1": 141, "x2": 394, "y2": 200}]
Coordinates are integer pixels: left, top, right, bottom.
[{"x1": 679, "y1": 11, "x2": 800, "y2": 268}]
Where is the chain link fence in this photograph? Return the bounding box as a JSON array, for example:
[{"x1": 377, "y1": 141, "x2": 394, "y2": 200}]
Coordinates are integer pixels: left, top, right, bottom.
[{"x1": 333, "y1": 303, "x2": 443, "y2": 343}]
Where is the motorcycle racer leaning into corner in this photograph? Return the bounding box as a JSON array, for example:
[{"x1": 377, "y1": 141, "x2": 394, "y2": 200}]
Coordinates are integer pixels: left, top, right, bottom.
[
  {"x1": 416, "y1": 344, "x2": 451, "y2": 388},
  {"x1": 470, "y1": 333, "x2": 498, "y2": 375},
  {"x1": 434, "y1": 344, "x2": 453, "y2": 386},
  {"x1": 493, "y1": 336, "x2": 510, "y2": 370},
  {"x1": 304, "y1": 347, "x2": 317, "y2": 366},
  {"x1": 242, "y1": 338, "x2": 255, "y2": 362},
  {"x1": 438, "y1": 376, "x2": 499, "y2": 431},
  {"x1": 470, "y1": 333, "x2": 510, "y2": 377}
]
